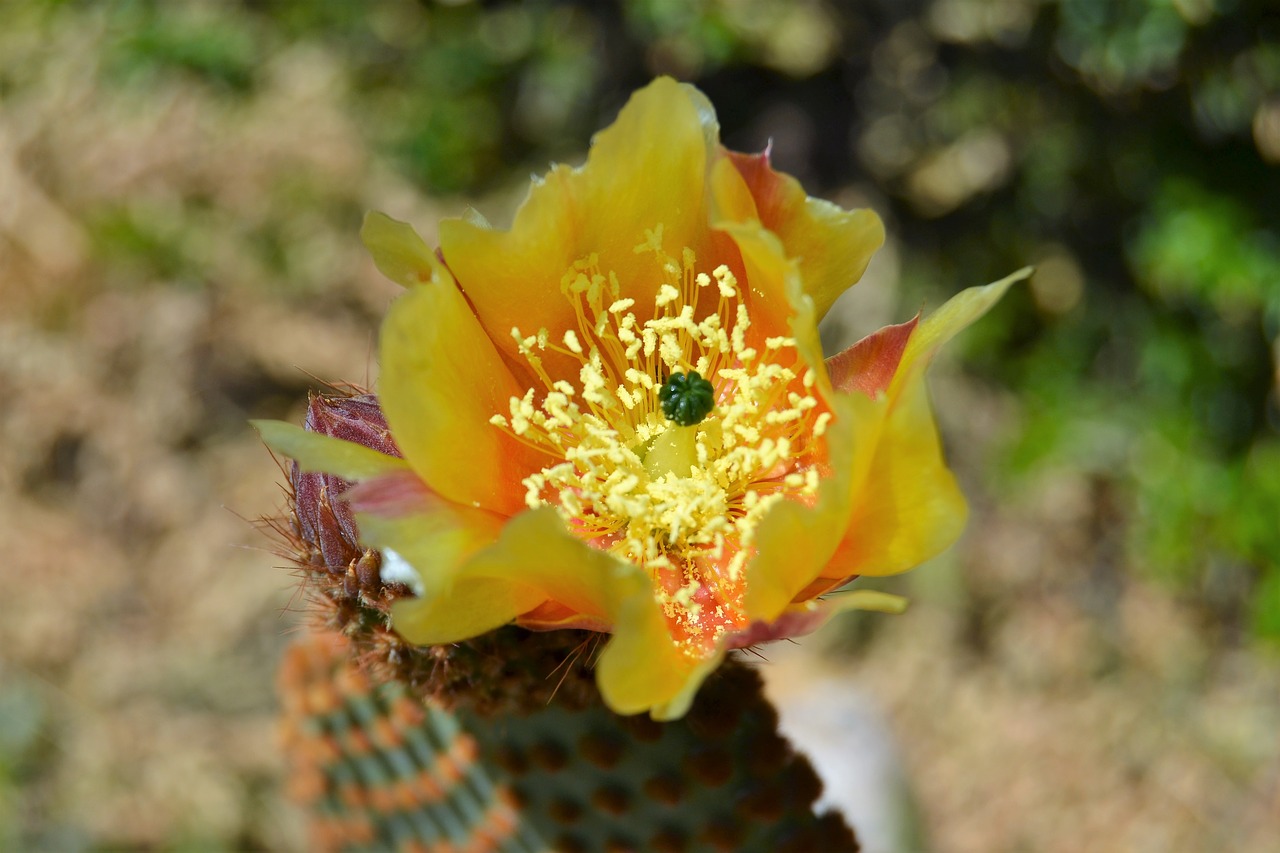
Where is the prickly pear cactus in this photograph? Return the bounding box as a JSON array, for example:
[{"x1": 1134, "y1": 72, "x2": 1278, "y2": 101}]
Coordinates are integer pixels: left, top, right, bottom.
[
  {"x1": 279, "y1": 633, "x2": 543, "y2": 853},
  {"x1": 458, "y1": 661, "x2": 858, "y2": 852},
  {"x1": 272, "y1": 392, "x2": 860, "y2": 852},
  {"x1": 280, "y1": 630, "x2": 857, "y2": 853}
]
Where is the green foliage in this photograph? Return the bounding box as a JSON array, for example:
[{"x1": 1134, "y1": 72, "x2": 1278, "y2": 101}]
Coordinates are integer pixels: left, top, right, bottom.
[
  {"x1": 1055, "y1": 0, "x2": 1193, "y2": 93},
  {"x1": 1131, "y1": 178, "x2": 1280, "y2": 315},
  {"x1": 0, "y1": 670, "x2": 60, "y2": 852},
  {"x1": 105, "y1": 2, "x2": 261, "y2": 92}
]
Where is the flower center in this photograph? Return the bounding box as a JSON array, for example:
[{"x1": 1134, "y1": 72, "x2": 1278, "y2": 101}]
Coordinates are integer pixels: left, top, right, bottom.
[
  {"x1": 488, "y1": 228, "x2": 832, "y2": 651},
  {"x1": 658, "y1": 370, "x2": 716, "y2": 426}
]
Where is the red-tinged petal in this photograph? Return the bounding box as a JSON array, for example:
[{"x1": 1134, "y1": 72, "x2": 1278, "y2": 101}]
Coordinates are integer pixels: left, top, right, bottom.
[
  {"x1": 789, "y1": 574, "x2": 850, "y2": 602},
  {"x1": 515, "y1": 601, "x2": 612, "y2": 633},
  {"x1": 727, "y1": 589, "x2": 908, "y2": 648},
  {"x1": 438, "y1": 78, "x2": 720, "y2": 380},
  {"x1": 724, "y1": 149, "x2": 885, "y2": 322},
  {"x1": 889, "y1": 267, "x2": 1033, "y2": 398},
  {"x1": 345, "y1": 469, "x2": 439, "y2": 518},
  {"x1": 825, "y1": 316, "x2": 919, "y2": 398},
  {"x1": 811, "y1": 270, "x2": 1032, "y2": 584},
  {"x1": 708, "y1": 158, "x2": 800, "y2": 343},
  {"x1": 379, "y1": 268, "x2": 552, "y2": 517}
]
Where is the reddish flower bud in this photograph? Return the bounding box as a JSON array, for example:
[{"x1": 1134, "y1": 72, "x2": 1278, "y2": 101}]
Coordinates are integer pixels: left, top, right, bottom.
[{"x1": 291, "y1": 393, "x2": 401, "y2": 574}]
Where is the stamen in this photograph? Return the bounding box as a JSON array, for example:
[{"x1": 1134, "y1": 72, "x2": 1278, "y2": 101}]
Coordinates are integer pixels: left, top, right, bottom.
[{"x1": 489, "y1": 237, "x2": 830, "y2": 653}]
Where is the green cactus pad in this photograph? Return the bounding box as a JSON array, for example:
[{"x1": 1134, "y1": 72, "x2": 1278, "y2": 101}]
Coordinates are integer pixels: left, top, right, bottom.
[
  {"x1": 279, "y1": 633, "x2": 550, "y2": 853},
  {"x1": 280, "y1": 632, "x2": 859, "y2": 853}
]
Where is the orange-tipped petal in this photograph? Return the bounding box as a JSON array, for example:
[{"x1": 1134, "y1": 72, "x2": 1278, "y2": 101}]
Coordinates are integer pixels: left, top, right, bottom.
[
  {"x1": 817, "y1": 270, "x2": 1031, "y2": 580},
  {"x1": 378, "y1": 268, "x2": 550, "y2": 517},
  {"x1": 724, "y1": 149, "x2": 885, "y2": 321},
  {"x1": 709, "y1": 159, "x2": 832, "y2": 391},
  {"x1": 891, "y1": 267, "x2": 1033, "y2": 394},
  {"x1": 825, "y1": 317, "x2": 919, "y2": 398},
  {"x1": 728, "y1": 589, "x2": 908, "y2": 648},
  {"x1": 709, "y1": 157, "x2": 807, "y2": 345},
  {"x1": 714, "y1": 219, "x2": 812, "y2": 354}
]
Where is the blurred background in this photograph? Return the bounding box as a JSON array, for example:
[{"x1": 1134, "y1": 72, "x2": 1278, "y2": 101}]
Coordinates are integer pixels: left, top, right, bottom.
[{"x1": 1, "y1": 0, "x2": 1278, "y2": 850}]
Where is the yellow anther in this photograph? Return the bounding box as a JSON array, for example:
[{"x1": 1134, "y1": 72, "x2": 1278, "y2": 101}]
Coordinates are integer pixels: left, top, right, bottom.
[{"x1": 713, "y1": 264, "x2": 737, "y2": 297}]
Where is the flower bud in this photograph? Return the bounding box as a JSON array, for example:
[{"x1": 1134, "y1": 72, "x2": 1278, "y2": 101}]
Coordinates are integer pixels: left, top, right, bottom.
[{"x1": 291, "y1": 393, "x2": 400, "y2": 575}]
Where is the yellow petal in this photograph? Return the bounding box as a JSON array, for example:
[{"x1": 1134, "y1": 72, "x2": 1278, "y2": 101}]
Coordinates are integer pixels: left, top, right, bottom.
[
  {"x1": 379, "y1": 272, "x2": 549, "y2": 517},
  {"x1": 360, "y1": 211, "x2": 437, "y2": 288},
  {"x1": 647, "y1": 649, "x2": 725, "y2": 721},
  {"x1": 595, "y1": 593, "x2": 712, "y2": 718},
  {"x1": 742, "y1": 393, "x2": 873, "y2": 617},
  {"x1": 458, "y1": 507, "x2": 646, "y2": 622},
  {"x1": 392, "y1": 575, "x2": 544, "y2": 646},
  {"x1": 446, "y1": 507, "x2": 716, "y2": 717},
  {"x1": 252, "y1": 419, "x2": 408, "y2": 480},
  {"x1": 710, "y1": 219, "x2": 800, "y2": 345},
  {"x1": 818, "y1": 269, "x2": 1031, "y2": 581},
  {"x1": 892, "y1": 266, "x2": 1033, "y2": 392},
  {"x1": 836, "y1": 373, "x2": 968, "y2": 577},
  {"x1": 356, "y1": 504, "x2": 539, "y2": 646},
  {"x1": 721, "y1": 150, "x2": 885, "y2": 322},
  {"x1": 438, "y1": 78, "x2": 718, "y2": 378}
]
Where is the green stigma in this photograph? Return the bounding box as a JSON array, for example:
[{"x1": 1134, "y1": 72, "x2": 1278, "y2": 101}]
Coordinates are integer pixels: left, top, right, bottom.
[{"x1": 658, "y1": 370, "x2": 716, "y2": 427}]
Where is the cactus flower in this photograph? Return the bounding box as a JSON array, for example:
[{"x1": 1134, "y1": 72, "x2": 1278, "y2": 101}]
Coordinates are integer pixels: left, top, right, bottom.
[{"x1": 256, "y1": 78, "x2": 1028, "y2": 719}]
